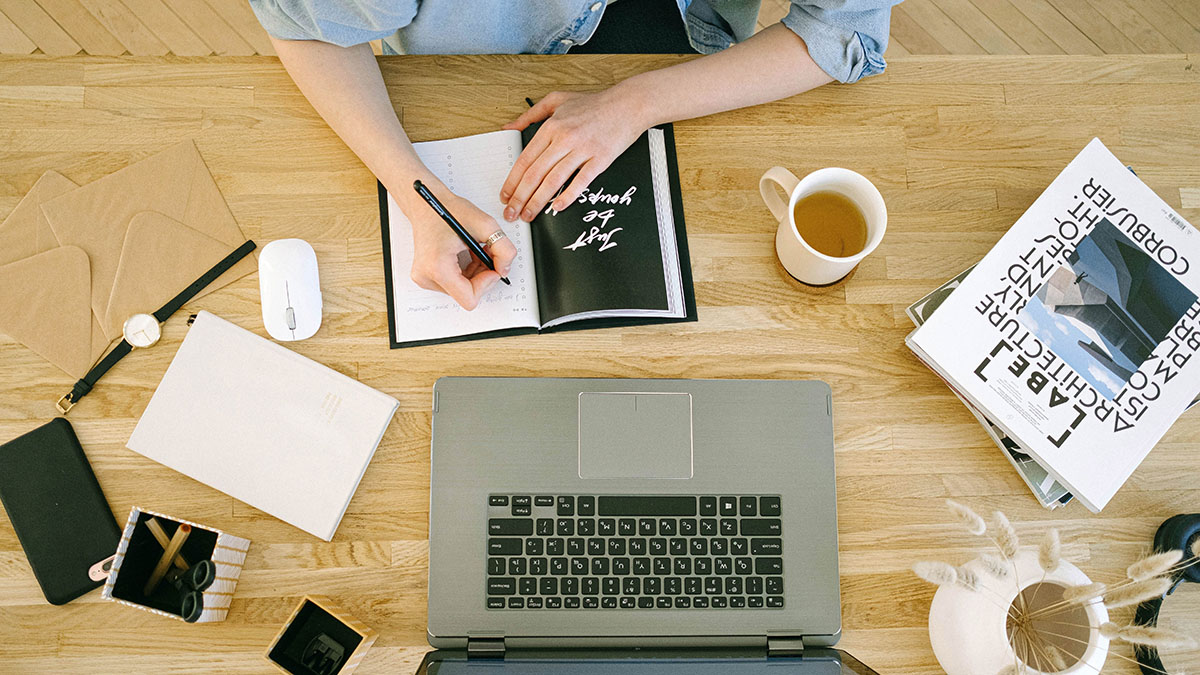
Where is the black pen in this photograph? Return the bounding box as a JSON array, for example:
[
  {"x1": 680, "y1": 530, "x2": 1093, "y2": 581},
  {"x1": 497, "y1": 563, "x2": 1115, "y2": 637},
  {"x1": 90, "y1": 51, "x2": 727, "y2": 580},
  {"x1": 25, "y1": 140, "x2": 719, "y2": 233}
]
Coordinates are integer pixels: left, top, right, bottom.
[{"x1": 412, "y1": 180, "x2": 510, "y2": 285}]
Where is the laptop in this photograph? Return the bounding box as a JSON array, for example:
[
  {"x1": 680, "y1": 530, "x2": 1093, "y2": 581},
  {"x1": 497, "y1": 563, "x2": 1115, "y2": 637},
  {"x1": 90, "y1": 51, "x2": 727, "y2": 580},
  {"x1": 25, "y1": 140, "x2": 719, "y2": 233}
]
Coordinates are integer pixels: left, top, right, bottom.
[{"x1": 423, "y1": 377, "x2": 875, "y2": 673}]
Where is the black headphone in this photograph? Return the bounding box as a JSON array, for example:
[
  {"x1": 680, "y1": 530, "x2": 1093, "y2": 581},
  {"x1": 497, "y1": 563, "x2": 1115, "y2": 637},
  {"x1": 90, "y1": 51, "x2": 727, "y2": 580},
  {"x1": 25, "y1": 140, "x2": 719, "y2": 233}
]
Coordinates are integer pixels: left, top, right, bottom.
[{"x1": 1135, "y1": 514, "x2": 1200, "y2": 674}]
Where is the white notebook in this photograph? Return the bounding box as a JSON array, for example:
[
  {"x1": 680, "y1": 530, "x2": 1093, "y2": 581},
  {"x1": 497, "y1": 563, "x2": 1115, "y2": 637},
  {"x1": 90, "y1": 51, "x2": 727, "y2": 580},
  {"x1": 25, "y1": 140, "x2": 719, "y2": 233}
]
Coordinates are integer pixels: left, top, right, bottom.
[{"x1": 127, "y1": 311, "x2": 399, "y2": 540}]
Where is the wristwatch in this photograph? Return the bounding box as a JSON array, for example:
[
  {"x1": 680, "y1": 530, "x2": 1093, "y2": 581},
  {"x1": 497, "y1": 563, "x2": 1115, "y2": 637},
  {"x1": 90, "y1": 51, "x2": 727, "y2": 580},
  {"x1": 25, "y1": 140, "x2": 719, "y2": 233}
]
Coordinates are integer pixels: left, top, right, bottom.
[{"x1": 56, "y1": 240, "x2": 256, "y2": 414}]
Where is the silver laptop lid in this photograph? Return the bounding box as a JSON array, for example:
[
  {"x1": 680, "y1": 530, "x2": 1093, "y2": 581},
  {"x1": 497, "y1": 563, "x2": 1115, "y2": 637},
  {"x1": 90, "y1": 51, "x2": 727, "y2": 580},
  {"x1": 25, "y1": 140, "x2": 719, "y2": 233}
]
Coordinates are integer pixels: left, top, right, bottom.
[
  {"x1": 427, "y1": 378, "x2": 840, "y2": 649},
  {"x1": 415, "y1": 648, "x2": 879, "y2": 674}
]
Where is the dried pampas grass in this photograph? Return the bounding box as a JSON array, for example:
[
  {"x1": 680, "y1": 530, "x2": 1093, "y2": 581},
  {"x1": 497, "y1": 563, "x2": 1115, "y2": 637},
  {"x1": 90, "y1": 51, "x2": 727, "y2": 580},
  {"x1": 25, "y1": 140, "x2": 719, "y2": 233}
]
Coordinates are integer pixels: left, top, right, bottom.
[
  {"x1": 956, "y1": 565, "x2": 979, "y2": 592},
  {"x1": 1038, "y1": 528, "x2": 1061, "y2": 573},
  {"x1": 1100, "y1": 622, "x2": 1120, "y2": 639},
  {"x1": 1102, "y1": 577, "x2": 1173, "y2": 609},
  {"x1": 1126, "y1": 549, "x2": 1183, "y2": 582},
  {"x1": 977, "y1": 553, "x2": 1010, "y2": 580},
  {"x1": 1112, "y1": 625, "x2": 1198, "y2": 650},
  {"x1": 1044, "y1": 643, "x2": 1069, "y2": 670},
  {"x1": 991, "y1": 511, "x2": 1019, "y2": 558},
  {"x1": 913, "y1": 561, "x2": 958, "y2": 587},
  {"x1": 1061, "y1": 582, "x2": 1106, "y2": 605},
  {"x1": 946, "y1": 499, "x2": 986, "y2": 536}
]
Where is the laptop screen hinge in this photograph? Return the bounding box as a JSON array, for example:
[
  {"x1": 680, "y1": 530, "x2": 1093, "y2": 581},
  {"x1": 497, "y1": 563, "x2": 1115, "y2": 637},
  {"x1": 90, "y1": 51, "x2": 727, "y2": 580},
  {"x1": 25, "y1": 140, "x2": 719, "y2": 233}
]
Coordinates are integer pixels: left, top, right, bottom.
[
  {"x1": 467, "y1": 637, "x2": 505, "y2": 659},
  {"x1": 767, "y1": 635, "x2": 806, "y2": 658}
]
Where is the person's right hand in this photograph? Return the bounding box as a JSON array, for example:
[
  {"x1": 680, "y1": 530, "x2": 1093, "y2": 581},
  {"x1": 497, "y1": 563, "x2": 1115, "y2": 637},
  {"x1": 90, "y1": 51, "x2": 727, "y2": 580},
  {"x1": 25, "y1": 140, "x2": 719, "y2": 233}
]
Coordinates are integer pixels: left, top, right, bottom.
[{"x1": 400, "y1": 181, "x2": 517, "y2": 311}]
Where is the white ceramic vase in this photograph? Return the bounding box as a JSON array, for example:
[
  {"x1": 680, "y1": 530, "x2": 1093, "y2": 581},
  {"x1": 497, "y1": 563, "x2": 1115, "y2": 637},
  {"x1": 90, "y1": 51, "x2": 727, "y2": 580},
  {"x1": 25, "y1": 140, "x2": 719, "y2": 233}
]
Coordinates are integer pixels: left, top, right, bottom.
[{"x1": 928, "y1": 549, "x2": 1110, "y2": 675}]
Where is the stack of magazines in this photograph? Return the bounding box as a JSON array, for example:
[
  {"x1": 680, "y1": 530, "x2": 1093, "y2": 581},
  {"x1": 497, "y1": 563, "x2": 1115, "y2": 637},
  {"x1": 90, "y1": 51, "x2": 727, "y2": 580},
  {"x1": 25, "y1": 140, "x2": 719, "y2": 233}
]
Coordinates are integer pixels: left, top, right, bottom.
[{"x1": 906, "y1": 139, "x2": 1200, "y2": 512}]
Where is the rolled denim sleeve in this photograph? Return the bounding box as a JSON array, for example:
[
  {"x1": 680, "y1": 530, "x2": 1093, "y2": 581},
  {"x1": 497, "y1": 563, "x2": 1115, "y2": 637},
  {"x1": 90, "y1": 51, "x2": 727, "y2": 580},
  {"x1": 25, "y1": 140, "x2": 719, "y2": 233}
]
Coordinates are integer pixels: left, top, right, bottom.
[
  {"x1": 780, "y1": 1, "x2": 892, "y2": 84},
  {"x1": 248, "y1": 0, "x2": 414, "y2": 47}
]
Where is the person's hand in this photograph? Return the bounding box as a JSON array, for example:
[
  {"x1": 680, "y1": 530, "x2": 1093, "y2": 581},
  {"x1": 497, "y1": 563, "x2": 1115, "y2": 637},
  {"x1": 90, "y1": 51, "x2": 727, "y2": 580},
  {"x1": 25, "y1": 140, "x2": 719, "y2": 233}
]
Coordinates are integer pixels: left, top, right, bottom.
[
  {"x1": 499, "y1": 87, "x2": 650, "y2": 223},
  {"x1": 399, "y1": 181, "x2": 517, "y2": 310}
]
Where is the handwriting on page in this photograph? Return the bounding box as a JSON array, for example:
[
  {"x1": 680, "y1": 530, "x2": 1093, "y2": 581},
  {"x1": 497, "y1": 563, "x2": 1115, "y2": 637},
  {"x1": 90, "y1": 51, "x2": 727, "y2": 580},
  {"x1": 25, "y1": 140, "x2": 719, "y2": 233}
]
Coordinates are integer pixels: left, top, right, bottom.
[{"x1": 560, "y1": 186, "x2": 637, "y2": 253}]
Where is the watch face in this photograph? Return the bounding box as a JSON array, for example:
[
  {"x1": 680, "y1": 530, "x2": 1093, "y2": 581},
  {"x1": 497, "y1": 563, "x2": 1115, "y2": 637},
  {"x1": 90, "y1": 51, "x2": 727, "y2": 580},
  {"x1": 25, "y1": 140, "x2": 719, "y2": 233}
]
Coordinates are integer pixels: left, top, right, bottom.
[{"x1": 123, "y1": 313, "x2": 161, "y2": 348}]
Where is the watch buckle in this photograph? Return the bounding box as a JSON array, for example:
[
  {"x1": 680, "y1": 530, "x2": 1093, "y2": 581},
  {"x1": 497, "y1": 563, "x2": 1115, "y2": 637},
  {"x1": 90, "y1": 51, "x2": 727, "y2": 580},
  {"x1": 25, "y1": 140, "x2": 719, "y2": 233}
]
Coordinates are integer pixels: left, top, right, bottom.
[{"x1": 55, "y1": 393, "x2": 74, "y2": 415}]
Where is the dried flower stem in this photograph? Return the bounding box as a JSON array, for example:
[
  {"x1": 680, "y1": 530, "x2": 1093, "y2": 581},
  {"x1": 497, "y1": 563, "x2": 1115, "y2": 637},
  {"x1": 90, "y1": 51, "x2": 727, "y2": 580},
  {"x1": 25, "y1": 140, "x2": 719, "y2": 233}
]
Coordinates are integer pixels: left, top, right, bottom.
[{"x1": 1127, "y1": 550, "x2": 1184, "y2": 582}]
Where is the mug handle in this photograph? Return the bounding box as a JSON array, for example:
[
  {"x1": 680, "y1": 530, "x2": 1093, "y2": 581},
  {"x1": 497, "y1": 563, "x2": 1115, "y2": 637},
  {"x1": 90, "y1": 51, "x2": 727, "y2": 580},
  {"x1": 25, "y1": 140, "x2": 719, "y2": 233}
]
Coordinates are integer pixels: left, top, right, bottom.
[{"x1": 759, "y1": 166, "x2": 799, "y2": 222}]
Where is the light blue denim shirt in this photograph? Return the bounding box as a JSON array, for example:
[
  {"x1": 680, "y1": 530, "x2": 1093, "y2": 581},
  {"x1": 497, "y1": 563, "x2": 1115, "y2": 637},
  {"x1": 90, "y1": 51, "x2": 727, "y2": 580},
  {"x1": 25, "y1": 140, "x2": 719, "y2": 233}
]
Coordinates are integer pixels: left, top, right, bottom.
[{"x1": 249, "y1": 0, "x2": 895, "y2": 84}]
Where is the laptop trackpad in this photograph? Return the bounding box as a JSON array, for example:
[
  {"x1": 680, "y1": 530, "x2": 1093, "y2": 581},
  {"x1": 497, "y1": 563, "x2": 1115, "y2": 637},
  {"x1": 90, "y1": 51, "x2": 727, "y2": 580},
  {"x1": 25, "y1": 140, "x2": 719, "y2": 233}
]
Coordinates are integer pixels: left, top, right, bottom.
[{"x1": 578, "y1": 392, "x2": 693, "y2": 479}]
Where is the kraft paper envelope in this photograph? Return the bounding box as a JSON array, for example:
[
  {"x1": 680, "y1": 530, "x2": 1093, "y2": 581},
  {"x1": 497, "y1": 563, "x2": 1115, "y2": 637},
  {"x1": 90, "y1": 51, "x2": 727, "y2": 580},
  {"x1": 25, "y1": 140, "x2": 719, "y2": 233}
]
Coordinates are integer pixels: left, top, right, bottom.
[
  {"x1": 41, "y1": 140, "x2": 257, "y2": 343},
  {"x1": 0, "y1": 172, "x2": 111, "y2": 378}
]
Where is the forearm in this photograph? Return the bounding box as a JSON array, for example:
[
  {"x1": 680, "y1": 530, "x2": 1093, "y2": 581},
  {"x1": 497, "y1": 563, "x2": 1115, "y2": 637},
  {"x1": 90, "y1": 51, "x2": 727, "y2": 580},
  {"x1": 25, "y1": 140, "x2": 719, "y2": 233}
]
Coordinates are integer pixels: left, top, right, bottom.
[
  {"x1": 269, "y1": 37, "x2": 437, "y2": 201},
  {"x1": 619, "y1": 23, "x2": 834, "y2": 128}
]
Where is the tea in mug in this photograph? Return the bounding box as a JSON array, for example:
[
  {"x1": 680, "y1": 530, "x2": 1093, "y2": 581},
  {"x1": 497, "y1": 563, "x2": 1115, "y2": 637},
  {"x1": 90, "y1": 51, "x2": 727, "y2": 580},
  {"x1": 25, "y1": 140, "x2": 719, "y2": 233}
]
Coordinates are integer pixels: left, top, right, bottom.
[{"x1": 791, "y1": 190, "x2": 868, "y2": 258}]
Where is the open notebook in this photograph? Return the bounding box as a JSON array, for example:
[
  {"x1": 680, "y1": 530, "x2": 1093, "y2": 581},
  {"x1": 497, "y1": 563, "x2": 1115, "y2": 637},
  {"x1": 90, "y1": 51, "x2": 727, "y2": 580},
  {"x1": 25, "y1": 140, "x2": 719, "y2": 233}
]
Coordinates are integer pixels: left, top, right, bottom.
[{"x1": 378, "y1": 125, "x2": 696, "y2": 347}]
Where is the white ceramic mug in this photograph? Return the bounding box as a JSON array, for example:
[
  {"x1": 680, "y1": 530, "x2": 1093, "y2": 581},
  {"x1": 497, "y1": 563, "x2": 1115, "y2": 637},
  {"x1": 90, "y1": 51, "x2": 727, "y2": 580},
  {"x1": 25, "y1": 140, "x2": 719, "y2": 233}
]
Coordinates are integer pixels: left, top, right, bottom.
[{"x1": 760, "y1": 166, "x2": 887, "y2": 285}]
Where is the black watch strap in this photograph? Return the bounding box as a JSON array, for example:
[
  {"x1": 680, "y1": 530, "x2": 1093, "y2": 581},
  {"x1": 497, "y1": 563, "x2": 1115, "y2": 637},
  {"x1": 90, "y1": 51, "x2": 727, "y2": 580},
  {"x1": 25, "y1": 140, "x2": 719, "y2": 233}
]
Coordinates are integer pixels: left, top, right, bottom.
[{"x1": 57, "y1": 240, "x2": 256, "y2": 414}]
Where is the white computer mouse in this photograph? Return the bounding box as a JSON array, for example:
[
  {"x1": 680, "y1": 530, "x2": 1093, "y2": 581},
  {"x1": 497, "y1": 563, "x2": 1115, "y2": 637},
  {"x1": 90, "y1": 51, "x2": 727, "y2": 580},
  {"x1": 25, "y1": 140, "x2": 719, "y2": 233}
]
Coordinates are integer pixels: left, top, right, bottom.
[{"x1": 259, "y1": 239, "x2": 322, "y2": 341}]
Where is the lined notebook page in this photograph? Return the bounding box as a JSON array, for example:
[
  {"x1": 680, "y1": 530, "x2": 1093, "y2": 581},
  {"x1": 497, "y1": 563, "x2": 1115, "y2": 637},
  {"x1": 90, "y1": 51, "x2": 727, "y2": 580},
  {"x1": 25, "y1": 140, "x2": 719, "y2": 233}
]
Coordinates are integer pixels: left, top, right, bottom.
[{"x1": 386, "y1": 130, "x2": 539, "y2": 342}]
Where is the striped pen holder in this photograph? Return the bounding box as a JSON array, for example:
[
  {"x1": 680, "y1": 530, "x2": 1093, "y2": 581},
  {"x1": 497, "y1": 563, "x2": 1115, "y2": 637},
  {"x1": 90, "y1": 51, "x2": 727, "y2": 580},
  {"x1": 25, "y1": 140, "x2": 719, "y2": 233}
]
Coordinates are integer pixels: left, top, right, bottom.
[{"x1": 102, "y1": 506, "x2": 249, "y2": 623}]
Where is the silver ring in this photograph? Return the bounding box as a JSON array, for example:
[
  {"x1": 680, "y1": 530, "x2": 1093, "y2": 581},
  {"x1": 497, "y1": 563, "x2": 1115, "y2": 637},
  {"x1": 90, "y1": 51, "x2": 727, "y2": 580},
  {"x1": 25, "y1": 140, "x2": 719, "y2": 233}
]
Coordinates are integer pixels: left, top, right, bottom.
[{"x1": 481, "y1": 230, "x2": 508, "y2": 247}]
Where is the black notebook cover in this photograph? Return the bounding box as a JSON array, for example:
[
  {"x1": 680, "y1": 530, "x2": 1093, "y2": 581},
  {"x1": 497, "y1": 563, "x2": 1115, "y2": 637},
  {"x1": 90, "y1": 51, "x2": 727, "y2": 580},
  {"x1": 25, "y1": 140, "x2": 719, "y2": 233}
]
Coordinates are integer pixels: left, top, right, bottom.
[
  {"x1": 0, "y1": 418, "x2": 121, "y2": 604},
  {"x1": 378, "y1": 123, "x2": 696, "y2": 348}
]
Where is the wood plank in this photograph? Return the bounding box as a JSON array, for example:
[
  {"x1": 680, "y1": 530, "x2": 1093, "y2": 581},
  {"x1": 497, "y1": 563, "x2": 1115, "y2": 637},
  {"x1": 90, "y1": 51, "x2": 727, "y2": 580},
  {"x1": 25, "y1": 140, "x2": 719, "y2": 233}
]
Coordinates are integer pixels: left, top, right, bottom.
[
  {"x1": 885, "y1": 37, "x2": 911, "y2": 58},
  {"x1": 32, "y1": 0, "x2": 126, "y2": 55},
  {"x1": 117, "y1": 0, "x2": 210, "y2": 56},
  {"x1": 881, "y1": 5, "x2": 948, "y2": 56},
  {"x1": 1008, "y1": 0, "x2": 1103, "y2": 55},
  {"x1": 0, "y1": 10, "x2": 37, "y2": 54},
  {"x1": 966, "y1": 0, "x2": 1064, "y2": 55},
  {"x1": 929, "y1": 0, "x2": 1024, "y2": 54},
  {"x1": 0, "y1": 0, "x2": 79, "y2": 55},
  {"x1": 899, "y1": 0, "x2": 987, "y2": 54},
  {"x1": 1089, "y1": 0, "x2": 1179, "y2": 53},
  {"x1": 201, "y1": 0, "x2": 274, "y2": 56},
  {"x1": 1045, "y1": 0, "x2": 1142, "y2": 53},
  {"x1": 159, "y1": 0, "x2": 254, "y2": 55},
  {"x1": 1161, "y1": 0, "x2": 1200, "y2": 30},
  {"x1": 1126, "y1": 0, "x2": 1200, "y2": 53},
  {"x1": 76, "y1": 0, "x2": 167, "y2": 55}
]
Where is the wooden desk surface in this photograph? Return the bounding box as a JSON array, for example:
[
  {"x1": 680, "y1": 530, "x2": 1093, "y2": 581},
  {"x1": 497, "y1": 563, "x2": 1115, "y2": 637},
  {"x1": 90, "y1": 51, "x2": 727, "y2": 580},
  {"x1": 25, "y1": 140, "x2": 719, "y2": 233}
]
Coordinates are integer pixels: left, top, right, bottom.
[{"x1": 0, "y1": 53, "x2": 1198, "y2": 674}]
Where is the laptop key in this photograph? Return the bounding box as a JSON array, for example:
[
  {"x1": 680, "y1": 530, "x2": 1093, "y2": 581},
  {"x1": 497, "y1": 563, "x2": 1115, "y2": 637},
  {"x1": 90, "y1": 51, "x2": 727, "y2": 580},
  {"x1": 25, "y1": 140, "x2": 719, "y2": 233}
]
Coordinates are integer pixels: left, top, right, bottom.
[
  {"x1": 550, "y1": 558, "x2": 567, "y2": 575},
  {"x1": 755, "y1": 558, "x2": 783, "y2": 575},
  {"x1": 690, "y1": 539, "x2": 707, "y2": 556},
  {"x1": 530, "y1": 558, "x2": 547, "y2": 575},
  {"x1": 591, "y1": 558, "x2": 609, "y2": 575},
  {"x1": 639, "y1": 518, "x2": 656, "y2": 536},
  {"x1": 649, "y1": 538, "x2": 666, "y2": 555},
  {"x1": 608, "y1": 538, "x2": 626, "y2": 556},
  {"x1": 638, "y1": 597, "x2": 654, "y2": 608},
  {"x1": 562, "y1": 578, "x2": 579, "y2": 595},
  {"x1": 740, "y1": 497, "x2": 756, "y2": 516},
  {"x1": 577, "y1": 518, "x2": 596, "y2": 536},
  {"x1": 747, "y1": 577, "x2": 763, "y2": 595},
  {"x1": 629, "y1": 538, "x2": 646, "y2": 555},
  {"x1": 588, "y1": 538, "x2": 605, "y2": 556},
  {"x1": 695, "y1": 558, "x2": 712, "y2": 575},
  {"x1": 644, "y1": 578, "x2": 661, "y2": 595},
  {"x1": 512, "y1": 505, "x2": 531, "y2": 516},
  {"x1": 557, "y1": 496, "x2": 574, "y2": 516},
  {"x1": 509, "y1": 558, "x2": 527, "y2": 575},
  {"x1": 734, "y1": 558, "x2": 752, "y2": 575},
  {"x1": 714, "y1": 558, "x2": 732, "y2": 575},
  {"x1": 618, "y1": 519, "x2": 636, "y2": 536},
  {"x1": 766, "y1": 577, "x2": 784, "y2": 595},
  {"x1": 540, "y1": 578, "x2": 558, "y2": 595},
  {"x1": 612, "y1": 557, "x2": 630, "y2": 575},
  {"x1": 664, "y1": 578, "x2": 681, "y2": 595},
  {"x1": 601, "y1": 597, "x2": 617, "y2": 609},
  {"x1": 711, "y1": 538, "x2": 728, "y2": 555},
  {"x1": 725, "y1": 577, "x2": 743, "y2": 595},
  {"x1": 675, "y1": 597, "x2": 691, "y2": 608},
  {"x1": 730, "y1": 596, "x2": 746, "y2": 608},
  {"x1": 488, "y1": 597, "x2": 505, "y2": 609},
  {"x1": 720, "y1": 519, "x2": 737, "y2": 536},
  {"x1": 741, "y1": 519, "x2": 782, "y2": 536},
  {"x1": 571, "y1": 558, "x2": 588, "y2": 575},
  {"x1": 731, "y1": 538, "x2": 748, "y2": 556},
  {"x1": 620, "y1": 597, "x2": 635, "y2": 609},
  {"x1": 488, "y1": 538, "x2": 523, "y2": 555},
  {"x1": 623, "y1": 577, "x2": 640, "y2": 595},
  {"x1": 584, "y1": 597, "x2": 599, "y2": 608},
  {"x1": 526, "y1": 538, "x2": 543, "y2": 556},
  {"x1": 685, "y1": 577, "x2": 701, "y2": 595},
  {"x1": 488, "y1": 558, "x2": 505, "y2": 575},
  {"x1": 547, "y1": 538, "x2": 564, "y2": 556},
  {"x1": 489, "y1": 496, "x2": 509, "y2": 506},
  {"x1": 633, "y1": 558, "x2": 651, "y2": 575},
  {"x1": 557, "y1": 519, "x2": 574, "y2": 536},
  {"x1": 659, "y1": 519, "x2": 677, "y2": 536},
  {"x1": 704, "y1": 578, "x2": 721, "y2": 595},
  {"x1": 670, "y1": 538, "x2": 687, "y2": 556},
  {"x1": 653, "y1": 558, "x2": 671, "y2": 575},
  {"x1": 583, "y1": 578, "x2": 599, "y2": 595},
  {"x1": 546, "y1": 597, "x2": 562, "y2": 609},
  {"x1": 751, "y1": 538, "x2": 782, "y2": 555},
  {"x1": 760, "y1": 496, "x2": 781, "y2": 517},
  {"x1": 694, "y1": 597, "x2": 709, "y2": 608},
  {"x1": 513, "y1": 496, "x2": 531, "y2": 507},
  {"x1": 748, "y1": 596, "x2": 763, "y2": 608},
  {"x1": 700, "y1": 519, "x2": 717, "y2": 536},
  {"x1": 578, "y1": 496, "x2": 595, "y2": 516},
  {"x1": 567, "y1": 538, "x2": 585, "y2": 556},
  {"x1": 508, "y1": 597, "x2": 524, "y2": 609},
  {"x1": 598, "y1": 496, "x2": 696, "y2": 516},
  {"x1": 536, "y1": 518, "x2": 554, "y2": 536},
  {"x1": 711, "y1": 597, "x2": 727, "y2": 608},
  {"x1": 535, "y1": 496, "x2": 554, "y2": 507},
  {"x1": 674, "y1": 558, "x2": 692, "y2": 575},
  {"x1": 488, "y1": 577, "x2": 516, "y2": 595},
  {"x1": 767, "y1": 596, "x2": 784, "y2": 608},
  {"x1": 603, "y1": 578, "x2": 619, "y2": 595},
  {"x1": 657, "y1": 597, "x2": 672, "y2": 608},
  {"x1": 565, "y1": 597, "x2": 580, "y2": 609},
  {"x1": 527, "y1": 597, "x2": 544, "y2": 609},
  {"x1": 679, "y1": 519, "x2": 697, "y2": 536},
  {"x1": 719, "y1": 497, "x2": 737, "y2": 516},
  {"x1": 699, "y1": 496, "x2": 717, "y2": 516}
]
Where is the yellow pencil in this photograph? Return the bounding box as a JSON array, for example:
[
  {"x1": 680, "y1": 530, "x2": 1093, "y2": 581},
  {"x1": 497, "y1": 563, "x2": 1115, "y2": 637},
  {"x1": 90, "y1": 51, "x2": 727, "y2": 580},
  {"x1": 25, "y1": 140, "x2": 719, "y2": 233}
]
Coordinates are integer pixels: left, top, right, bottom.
[{"x1": 144, "y1": 523, "x2": 190, "y2": 596}]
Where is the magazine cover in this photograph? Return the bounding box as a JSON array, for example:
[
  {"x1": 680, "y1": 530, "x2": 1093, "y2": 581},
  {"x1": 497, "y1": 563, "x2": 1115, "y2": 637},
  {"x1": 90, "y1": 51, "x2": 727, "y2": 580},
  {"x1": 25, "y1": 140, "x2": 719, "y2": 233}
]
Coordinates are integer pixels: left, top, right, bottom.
[
  {"x1": 907, "y1": 266, "x2": 1073, "y2": 509},
  {"x1": 908, "y1": 138, "x2": 1200, "y2": 512}
]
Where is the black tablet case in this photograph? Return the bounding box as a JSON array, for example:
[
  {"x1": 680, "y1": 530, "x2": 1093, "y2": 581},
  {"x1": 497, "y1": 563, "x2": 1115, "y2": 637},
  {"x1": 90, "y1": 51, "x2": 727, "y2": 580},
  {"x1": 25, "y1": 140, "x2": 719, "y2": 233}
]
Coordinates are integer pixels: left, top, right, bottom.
[
  {"x1": 378, "y1": 123, "x2": 697, "y2": 348},
  {"x1": 0, "y1": 418, "x2": 121, "y2": 604}
]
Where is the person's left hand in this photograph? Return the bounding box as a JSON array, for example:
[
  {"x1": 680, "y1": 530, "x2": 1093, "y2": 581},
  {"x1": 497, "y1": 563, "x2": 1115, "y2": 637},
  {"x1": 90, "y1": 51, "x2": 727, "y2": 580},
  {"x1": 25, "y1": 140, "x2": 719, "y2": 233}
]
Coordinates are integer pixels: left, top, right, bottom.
[{"x1": 499, "y1": 87, "x2": 649, "y2": 223}]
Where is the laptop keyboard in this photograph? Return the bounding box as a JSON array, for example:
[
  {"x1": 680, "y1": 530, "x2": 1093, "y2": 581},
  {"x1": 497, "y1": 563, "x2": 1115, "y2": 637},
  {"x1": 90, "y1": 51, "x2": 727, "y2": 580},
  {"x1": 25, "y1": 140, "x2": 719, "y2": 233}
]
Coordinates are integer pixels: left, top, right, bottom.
[{"x1": 486, "y1": 495, "x2": 784, "y2": 610}]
